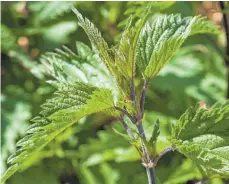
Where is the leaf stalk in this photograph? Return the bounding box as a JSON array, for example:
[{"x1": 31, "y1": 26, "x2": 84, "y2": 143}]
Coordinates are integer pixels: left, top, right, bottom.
[{"x1": 152, "y1": 146, "x2": 175, "y2": 167}]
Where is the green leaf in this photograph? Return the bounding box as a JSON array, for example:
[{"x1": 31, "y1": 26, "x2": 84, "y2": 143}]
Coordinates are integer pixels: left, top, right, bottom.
[
  {"x1": 43, "y1": 21, "x2": 77, "y2": 44},
  {"x1": 80, "y1": 165, "x2": 101, "y2": 184},
  {"x1": 171, "y1": 101, "x2": 229, "y2": 178},
  {"x1": 1, "y1": 97, "x2": 31, "y2": 176},
  {"x1": 72, "y1": 8, "x2": 133, "y2": 100},
  {"x1": 118, "y1": 1, "x2": 175, "y2": 29},
  {"x1": 115, "y1": 16, "x2": 135, "y2": 79},
  {"x1": 189, "y1": 16, "x2": 221, "y2": 35},
  {"x1": 149, "y1": 119, "x2": 160, "y2": 146},
  {"x1": 114, "y1": 3, "x2": 154, "y2": 100},
  {"x1": 40, "y1": 42, "x2": 119, "y2": 116},
  {"x1": 136, "y1": 14, "x2": 221, "y2": 79},
  {"x1": 116, "y1": 2, "x2": 152, "y2": 80},
  {"x1": 40, "y1": 42, "x2": 117, "y2": 93},
  {"x1": 99, "y1": 162, "x2": 119, "y2": 184},
  {"x1": 76, "y1": 41, "x2": 93, "y2": 58},
  {"x1": 1, "y1": 82, "x2": 115, "y2": 182},
  {"x1": 164, "y1": 159, "x2": 202, "y2": 184},
  {"x1": 28, "y1": 2, "x2": 74, "y2": 24},
  {"x1": 1, "y1": 24, "x2": 18, "y2": 52},
  {"x1": 71, "y1": 7, "x2": 116, "y2": 76}
]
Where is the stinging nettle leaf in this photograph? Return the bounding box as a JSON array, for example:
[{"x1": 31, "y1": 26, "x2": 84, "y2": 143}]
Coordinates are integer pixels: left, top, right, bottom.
[
  {"x1": 40, "y1": 42, "x2": 118, "y2": 93},
  {"x1": 71, "y1": 7, "x2": 116, "y2": 76},
  {"x1": 135, "y1": 14, "x2": 221, "y2": 79},
  {"x1": 1, "y1": 82, "x2": 115, "y2": 182},
  {"x1": 149, "y1": 119, "x2": 160, "y2": 146},
  {"x1": 171, "y1": 101, "x2": 229, "y2": 178},
  {"x1": 112, "y1": 3, "x2": 153, "y2": 100},
  {"x1": 118, "y1": 1, "x2": 175, "y2": 29},
  {"x1": 28, "y1": 1, "x2": 74, "y2": 24},
  {"x1": 189, "y1": 16, "x2": 221, "y2": 35},
  {"x1": 71, "y1": 7, "x2": 133, "y2": 100},
  {"x1": 115, "y1": 15, "x2": 135, "y2": 79}
]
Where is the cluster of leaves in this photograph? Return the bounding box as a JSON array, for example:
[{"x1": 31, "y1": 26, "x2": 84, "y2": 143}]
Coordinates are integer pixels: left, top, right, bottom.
[
  {"x1": 171, "y1": 102, "x2": 229, "y2": 178},
  {"x1": 1, "y1": 1, "x2": 229, "y2": 184},
  {"x1": 1, "y1": 1, "x2": 121, "y2": 182}
]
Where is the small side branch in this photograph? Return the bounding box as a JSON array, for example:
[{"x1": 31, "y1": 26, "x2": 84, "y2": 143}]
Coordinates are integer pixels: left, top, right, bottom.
[
  {"x1": 115, "y1": 106, "x2": 136, "y2": 123},
  {"x1": 152, "y1": 146, "x2": 175, "y2": 167},
  {"x1": 219, "y1": 1, "x2": 229, "y2": 98},
  {"x1": 119, "y1": 117, "x2": 135, "y2": 139}
]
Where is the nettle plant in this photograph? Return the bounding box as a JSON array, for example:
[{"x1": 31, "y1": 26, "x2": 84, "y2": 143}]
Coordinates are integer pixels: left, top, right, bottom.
[{"x1": 2, "y1": 4, "x2": 229, "y2": 184}]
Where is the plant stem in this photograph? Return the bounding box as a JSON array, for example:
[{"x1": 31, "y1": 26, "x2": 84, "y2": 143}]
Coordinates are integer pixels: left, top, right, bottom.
[
  {"x1": 140, "y1": 80, "x2": 149, "y2": 113},
  {"x1": 136, "y1": 123, "x2": 156, "y2": 184},
  {"x1": 146, "y1": 167, "x2": 156, "y2": 184},
  {"x1": 119, "y1": 117, "x2": 135, "y2": 138},
  {"x1": 219, "y1": 1, "x2": 229, "y2": 98},
  {"x1": 152, "y1": 146, "x2": 175, "y2": 167},
  {"x1": 137, "y1": 79, "x2": 157, "y2": 184}
]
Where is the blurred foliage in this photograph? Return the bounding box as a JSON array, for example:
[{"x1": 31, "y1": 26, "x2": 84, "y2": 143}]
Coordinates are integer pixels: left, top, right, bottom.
[{"x1": 1, "y1": 1, "x2": 228, "y2": 184}]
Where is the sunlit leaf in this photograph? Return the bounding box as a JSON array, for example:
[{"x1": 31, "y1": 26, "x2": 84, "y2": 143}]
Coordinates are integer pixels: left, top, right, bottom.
[{"x1": 171, "y1": 101, "x2": 229, "y2": 178}]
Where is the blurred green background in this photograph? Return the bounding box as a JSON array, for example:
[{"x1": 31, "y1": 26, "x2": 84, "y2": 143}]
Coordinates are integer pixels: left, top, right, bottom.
[{"x1": 1, "y1": 1, "x2": 228, "y2": 184}]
